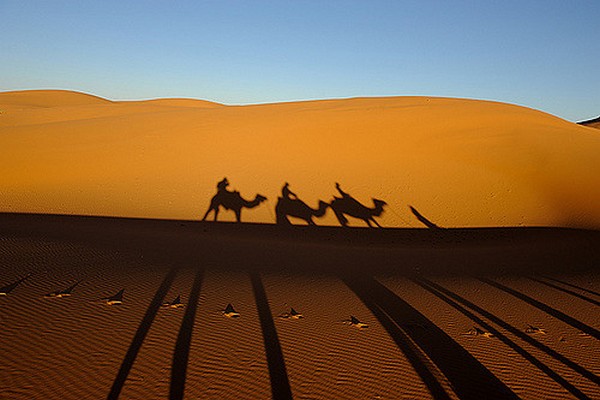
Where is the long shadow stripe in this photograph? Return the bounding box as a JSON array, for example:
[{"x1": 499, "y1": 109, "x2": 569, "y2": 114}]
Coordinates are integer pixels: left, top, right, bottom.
[
  {"x1": 365, "y1": 276, "x2": 519, "y2": 399},
  {"x1": 107, "y1": 267, "x2": 178, "y2": 400},
  {"x1": 420, "y1": 277, "x2": 599, "y2": 386},
  {"x1": 542, "y1": 276, "x2": 600, "y2": 298},
  {"x1": 479, "y1": 278, "x2": 600, "y2": 340},
  {"x1": 413, "y1": 277, "x2": 591, "y2": 399},
  {"x1": 170, "y1": 268, "x2": 204, "y2": 400},
  {"x1": 529, "y1": 277, "x2": 600, "y2": 307},
  {"x1": 342, "y1": 276, "x2": 451, "y2": 400},
  {"x1": 249, "y1": 271, "x2": 293, "y2": 400}
]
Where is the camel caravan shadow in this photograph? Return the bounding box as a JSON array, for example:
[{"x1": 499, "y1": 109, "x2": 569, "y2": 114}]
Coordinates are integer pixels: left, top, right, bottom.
[
  {"x1": 202, "y1": 178, "x2": 388, "y2": 228},
  {"x1": 201, "y1": 178, "x2": 267, "y2": 223},
  {"x1": 275, "y1": 182, "x2": 329, "y2": 226},
  {"x1": 329, "y1": 183, "x2": 387, "y2": 228}
]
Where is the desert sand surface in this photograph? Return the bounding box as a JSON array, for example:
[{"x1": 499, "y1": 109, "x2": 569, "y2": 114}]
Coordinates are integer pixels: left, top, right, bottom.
[
  {"x1": 1, "y1": 90, "x2": 599, "y2": 399},
  {"x1": 1, "y1": 90, "x2": 600, "y2": 229},
  {"x1": 0, "y1": 213, "x2": 599, "y2": 399}
]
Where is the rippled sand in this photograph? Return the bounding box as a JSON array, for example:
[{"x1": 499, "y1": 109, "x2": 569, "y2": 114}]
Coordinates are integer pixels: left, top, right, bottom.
[{"x1": 1, "y1": 214, "x2": 598, "y2": 399}]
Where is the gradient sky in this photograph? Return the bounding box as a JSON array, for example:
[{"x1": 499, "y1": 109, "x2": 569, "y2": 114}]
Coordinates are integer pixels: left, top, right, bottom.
[{"x1": 1, "y1": 1, "x2": 598, "y2": 121}]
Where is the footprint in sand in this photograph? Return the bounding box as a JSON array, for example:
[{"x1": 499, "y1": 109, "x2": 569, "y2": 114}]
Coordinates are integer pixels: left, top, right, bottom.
[
  {"x1": 162, "y1": 295, "x2": 185, "y2": 309},
  {"x1": 222, "y1": 303, "x2": 240, "y2": 318},
  {"x1": 104, "y1": 289, "x2": 124, "y2": 305},
  {"x1": 279, "y1": 307, "x2": 303, "y2": 320},
  {"x1": 464, "y1": 326, "x2": 495, "y2": 338},
  {"x1": 44, "y1": 281, "x2": 80, "y2": 298},
  {"x1": 0, "y1": 274, "x2": 31, "y2": 296},
  {"x1": 525, "y1": 325, "x2": 546, "y2": 335},
  {"x1": 344, "y1": 316, "x2": 369, "y2": 329}
]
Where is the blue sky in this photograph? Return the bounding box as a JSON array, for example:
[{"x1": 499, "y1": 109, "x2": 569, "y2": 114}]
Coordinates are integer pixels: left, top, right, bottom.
[{"x1": 1, "y1": 1, "x2": 598, "y2": 121}]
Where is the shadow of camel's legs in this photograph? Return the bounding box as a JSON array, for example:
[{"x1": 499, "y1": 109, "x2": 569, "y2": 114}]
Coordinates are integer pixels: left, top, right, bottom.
[
  {"x1": 201, "y1": 207, "x2": 212, "y2": 221},
  {"x1": 107, "y1": 267, "x2": 178, "y2": 400},
  {"x1": 479, "y1": 278, "x2": 600, "y2": 339},
  {"x1": 412, "y1": 277, "x2": 594, "y2": 398},
  {"x1": 344, "y1": 274, "x2": 518, "y2": 399},
  {"x1": 249, "y1": 271, "x2": 293, "y2": 400},
  {"x1": 333, "y1": 210, "x2": 347, "y2": 227},
  {"x1": 170, "y1": 268, "x2": 205, "y2": 400}
]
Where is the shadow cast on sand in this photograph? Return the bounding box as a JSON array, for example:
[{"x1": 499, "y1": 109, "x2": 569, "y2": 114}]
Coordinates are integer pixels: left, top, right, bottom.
[
  {"x1": 275, "y1": 182, "x2": 329, "y2": 226},
  {"x1": 528, "y1": 276, "x2": 600, "y2": 307},
  {"x1": 202, "y1": 178, "x2": 267, "y2": 223},
  {"x1": 1, "y1": 213, "x2": 599, "y2": 278},
  {"x1": 412, "y1": 277, "x2": 598, "y2": 397},
  {"x1": 0, "y1": 274, "x2": 31, "y2": 295},
  {"x1": 250, "y1": 271, "x2": 293, "y2": 400},
  {"x1": 342, "y1": 274, "x2": 518, "y2": 399},
  {"x1": 45, "y1": 281, "x2": 81, "y2": 298},
  {"x1": 341, "y1": 276, "x2": 450, "y2": 399},
  {"x1": 275, "y1": 196, "x2": 329, "y2": 226},
  {"x1": 409, "y1": 206, "x2": 441, "y2": 229},
  {"x1": 330, "y1": 183, "x2": 386, "y2": 228},
  {"x1": 107, "y1": 267, "x2": 178, "y2": 400},
  {"x1": 478, "y1": 278, "x2": 599, "y2": 340},
  {"x1": 170, "y1": 268, "x2": 205, "y2": 400},
  {"x1": 541, "y1": 276, "x2": 600, "y2": 298}
]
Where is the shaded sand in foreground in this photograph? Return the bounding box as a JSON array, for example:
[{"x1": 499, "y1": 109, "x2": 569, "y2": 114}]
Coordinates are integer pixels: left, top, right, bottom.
[{"x1": 0, "y1": 214, "x2": 599, "y2": 399}]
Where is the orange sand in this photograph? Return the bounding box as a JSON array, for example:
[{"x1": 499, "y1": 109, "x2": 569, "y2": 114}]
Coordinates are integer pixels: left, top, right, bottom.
[
  {"x1": 1, "y1": 89, "x2": 599, "y2": 399},
  {"x1": 1, "y1": 90, "x2": 599, "y2": 229},
  {"x1": 0, "y1": 214, "x2": 598, "y2": 399}
]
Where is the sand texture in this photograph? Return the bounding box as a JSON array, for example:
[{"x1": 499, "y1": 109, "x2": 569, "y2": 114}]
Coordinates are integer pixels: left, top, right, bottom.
[
  {"x1": 0, "y1": 214, "x2": 599, "y2": 399},
  {"x1": 1, "y1": 90, "x2": 600, "y2": 229}
]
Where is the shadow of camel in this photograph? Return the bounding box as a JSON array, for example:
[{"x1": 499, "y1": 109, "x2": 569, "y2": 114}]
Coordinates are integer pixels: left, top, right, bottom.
[
  {"x1": 330, "y1": 183, "x2": 386, "y2": 227},
  {"x1": 202, "y1": 178, "x2": 267, "y2": 222},
  {"x1": 276, "y1": 197, "x2": 329, "y2": 225},
  {"x1": 275, "y1": 183, "x2": 328, "y2": 226}
]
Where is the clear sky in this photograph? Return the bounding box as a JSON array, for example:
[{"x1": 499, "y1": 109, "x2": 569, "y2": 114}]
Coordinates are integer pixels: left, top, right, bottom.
[{"x1": 1, "y1": 1, "x2": 598, "y2": 121}]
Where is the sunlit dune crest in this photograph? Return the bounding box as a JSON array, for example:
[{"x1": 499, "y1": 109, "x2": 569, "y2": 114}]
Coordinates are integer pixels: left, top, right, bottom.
[
  {"x1": 0, "y1": 89, "x2": 111, "y2": 110},
  {"x1": 1, "y1": 90, "x2": 599, "y2": 229},
  {"x1": 578, "y1": 116, "x2": 600, "y2": 130}
]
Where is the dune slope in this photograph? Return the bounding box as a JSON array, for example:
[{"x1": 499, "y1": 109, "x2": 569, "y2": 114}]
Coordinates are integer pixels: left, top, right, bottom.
[{"x1": 0, "y1": 90, "x2": 599, "y2": 229}]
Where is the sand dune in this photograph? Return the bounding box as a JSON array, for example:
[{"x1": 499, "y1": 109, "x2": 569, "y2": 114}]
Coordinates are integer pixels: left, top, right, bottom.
[
  {"x1": 0, "y1": 89, "x2": 110, "y2": 110},
  {"x1": 1, "y1": 90, "x2": 599, "y2": 229},
  {"x1": 0, "y1": 214, "x2": 598, "y2": 399},
  {"x1": 579, "y1": 116, "x2": 600, "y2": 129},
  {"x1": 1, "y1": 90, "x2": 599, "y2": 398}
]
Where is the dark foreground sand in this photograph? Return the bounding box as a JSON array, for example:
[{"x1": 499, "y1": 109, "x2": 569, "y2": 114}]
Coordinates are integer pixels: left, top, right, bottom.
[{"x1": 0, "y1": 213, "x2": 599, "y2": 399}]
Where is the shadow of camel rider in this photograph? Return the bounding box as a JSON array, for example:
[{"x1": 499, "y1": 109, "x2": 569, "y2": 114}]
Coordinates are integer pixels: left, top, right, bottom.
[
  {"x1": 282, "y1": 182, "x2": 298, "y2": 200},
  {"x1": 217, "y1": 177, "x2": 230, "y2": 193}
]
